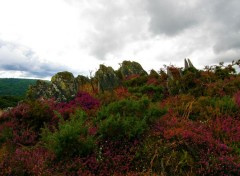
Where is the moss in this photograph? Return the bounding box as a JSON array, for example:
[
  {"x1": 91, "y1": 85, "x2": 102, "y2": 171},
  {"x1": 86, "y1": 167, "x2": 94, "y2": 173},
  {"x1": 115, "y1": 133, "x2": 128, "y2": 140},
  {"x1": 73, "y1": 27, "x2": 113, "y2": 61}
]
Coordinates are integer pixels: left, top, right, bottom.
[
  {"x1": 95, "y1": 64, "x2": 120, "y2": 92},
  {"x1": 119, "y1": 60, "x2": 148, "y2": 78},
  {"x1": 51, "y1": 71, "x2": 74, "y2": 83}
]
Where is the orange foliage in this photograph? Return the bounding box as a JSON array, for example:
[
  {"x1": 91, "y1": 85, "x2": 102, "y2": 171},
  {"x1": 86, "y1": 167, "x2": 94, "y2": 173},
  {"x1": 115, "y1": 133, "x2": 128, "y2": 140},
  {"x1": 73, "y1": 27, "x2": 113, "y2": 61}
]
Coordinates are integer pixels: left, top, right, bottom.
[{"x1": 114, "y1": 86, "x2": 131, "y2": 100}]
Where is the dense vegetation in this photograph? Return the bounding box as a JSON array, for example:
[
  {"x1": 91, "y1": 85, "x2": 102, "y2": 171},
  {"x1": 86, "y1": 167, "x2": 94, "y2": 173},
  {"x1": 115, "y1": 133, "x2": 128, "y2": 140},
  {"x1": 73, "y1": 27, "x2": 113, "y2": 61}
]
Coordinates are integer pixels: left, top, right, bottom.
[
  {"x1": 0, "y1": 61, "x2": 240, "y2": 175},
  {"x1": 0, "y1": 78, "x2": 38, "y2": 109},
  {"x1": 0, "y1": 96, "x2": 23, "y2": 109},
  {"x1": 0, "y1": 78, "x2": 37, "y2": 96}
]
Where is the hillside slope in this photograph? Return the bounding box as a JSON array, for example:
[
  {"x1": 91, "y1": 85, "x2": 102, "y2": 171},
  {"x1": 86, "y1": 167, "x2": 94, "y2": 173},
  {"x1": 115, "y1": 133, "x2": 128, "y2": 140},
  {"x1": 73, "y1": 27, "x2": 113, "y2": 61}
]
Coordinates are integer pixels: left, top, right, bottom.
[{"x1": 0, "y1": 78, "x2": 37, "y2": 96}]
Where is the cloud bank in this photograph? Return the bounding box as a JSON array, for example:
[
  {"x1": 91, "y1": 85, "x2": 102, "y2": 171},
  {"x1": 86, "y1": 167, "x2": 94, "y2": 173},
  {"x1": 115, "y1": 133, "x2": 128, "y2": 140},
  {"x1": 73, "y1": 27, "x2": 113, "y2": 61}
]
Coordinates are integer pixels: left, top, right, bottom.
[
  {"x1": 0, "y1": 0, "x2": 240, "y2": 78},
  {"x1": 0, "y1": 40, "x2": 69, "y2": 79}
]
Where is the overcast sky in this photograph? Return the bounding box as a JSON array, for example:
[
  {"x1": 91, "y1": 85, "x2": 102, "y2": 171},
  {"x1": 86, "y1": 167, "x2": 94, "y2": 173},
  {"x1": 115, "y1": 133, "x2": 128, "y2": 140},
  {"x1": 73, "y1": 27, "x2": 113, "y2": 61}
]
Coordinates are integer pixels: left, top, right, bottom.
[{"x1": 0, "y1": 0, "x2": 239, "y2": 79}]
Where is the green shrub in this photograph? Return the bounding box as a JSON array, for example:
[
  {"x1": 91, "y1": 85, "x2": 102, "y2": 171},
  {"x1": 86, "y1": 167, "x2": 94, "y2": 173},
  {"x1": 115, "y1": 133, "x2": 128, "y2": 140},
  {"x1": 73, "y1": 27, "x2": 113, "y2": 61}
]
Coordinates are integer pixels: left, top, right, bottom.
[
  {"x1": 128, "y1": 85, "x2": 164, "y2": 101},
  {"x1": 0, "y1": 96, "x2": 23, "y2": 109},
  {"x1": 97, "y1": 97, "x2": 150, "y2": 121},
  {"x1": 208, "y1": 96, "x2": 238, "y2": 115},
  {"x1": 97, "y1": 97, "x2": 166, "y2": 123},
  {"x1": 146, "y1": 106, "x2": 167, "y2": 123},
  {"x1": 41, "y1": 110, "x2": 95, "y2": 159},
  {"x1": 97, "y1": 97, "x2": 166, "y2": 141},
  {"x1": 99, "y1": 114, "x2": 147, "y2": 140},
  {"x1": 123, "y1": 75, "x2": 148, "y2": 87},
  {"x1": 190, "y1": 96, "x2": 238, "y2": 121},
  {"x1": 27, "y1": 100, "x2": 54, "y2": 130}
]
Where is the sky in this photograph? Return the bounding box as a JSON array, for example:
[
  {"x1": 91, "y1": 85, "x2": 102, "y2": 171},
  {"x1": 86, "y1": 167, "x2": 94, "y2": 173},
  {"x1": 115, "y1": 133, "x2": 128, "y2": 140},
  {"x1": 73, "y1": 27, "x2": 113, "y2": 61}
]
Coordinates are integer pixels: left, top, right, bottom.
[{"x1": 0, "y1": 0, "x2": 240, "y2": 79}]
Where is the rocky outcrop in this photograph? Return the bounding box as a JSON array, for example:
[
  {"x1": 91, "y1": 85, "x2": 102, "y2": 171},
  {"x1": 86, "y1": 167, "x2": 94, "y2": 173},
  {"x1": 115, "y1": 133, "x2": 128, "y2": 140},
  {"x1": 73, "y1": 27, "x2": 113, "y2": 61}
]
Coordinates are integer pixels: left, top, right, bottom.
[
  {"x1": 51, "y1": 71, "x2": 78, "y2": 101},
  {"x1": 27, "y1": 71, "x2": 78, "y2": 102},
  {"x1": 26, "y1": 80, "x2": 53, "y2": 100},
  {"x1": 167, "y1": 66, "x2": 183, "y2": 80},
  {"x1": 27, "y1": 59, "x2": 197, "y2": 100},
  {"x1": 167, "y1": 59, "x2": 196, "y2": 94},
  {"x1": 167, "y1": 59, "x2": 195, "y2": 80},
  {"x1": 95, "y1": 64, "x2": 120, "y2": 92},
  {"x1": 119, "y1": 61, "x2": 147, "y2": 78},
  {"x1": 75, "y1": 75, "x2": 90, "y2": 89},
  {"x1": 184, "y1": 58, "x2": 195, "y2": 70},
  {"x1": 149, "y1": 69, "x2": 159, "y2": 78},
  {"x1": 167, "y1": 67, "x2": 174, "y2": 80}
]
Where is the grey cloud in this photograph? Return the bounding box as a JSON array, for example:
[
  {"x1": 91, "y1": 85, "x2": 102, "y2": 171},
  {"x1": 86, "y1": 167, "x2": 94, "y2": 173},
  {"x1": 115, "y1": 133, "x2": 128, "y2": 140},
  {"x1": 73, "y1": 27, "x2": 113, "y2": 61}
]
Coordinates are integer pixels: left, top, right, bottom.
[
  {"x1": 1, "y1": 64, "x2": 29, "y2": 71},
  {"x1": 77, "y1": 0, "x2": 149, "y2": 60},
  {"x1": 210, "y1": 0, "x2": 240, "y2": 26},
  {"x1": 145, "y1": 0, "x2": 240, "y2": 64},
  {"x1": 211, "y1": 50, "x2": 240, "y2": 66},
  {"x1": 210, "y1": 0, "x2": 240, "y2": 55},
  {"x1": 0, "y1": 40, "x2": 69, "y2": 78},
  {"x1": 146, "y1": 0, "x2": 200, "y2": 36},
  {"x1": 195, "y1": 0, "x2": 240, "y2": 63},
  {"x1": 213, "y1": 34, "x2": 240, "y2": 54}
]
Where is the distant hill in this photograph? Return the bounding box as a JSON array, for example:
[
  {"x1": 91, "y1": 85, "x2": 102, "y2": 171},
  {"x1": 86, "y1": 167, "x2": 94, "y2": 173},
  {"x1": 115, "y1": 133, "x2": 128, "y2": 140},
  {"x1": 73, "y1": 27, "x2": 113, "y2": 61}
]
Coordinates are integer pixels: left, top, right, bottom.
[{"x1": 0, "y1": 78, "x2": 38, "y2": 96}]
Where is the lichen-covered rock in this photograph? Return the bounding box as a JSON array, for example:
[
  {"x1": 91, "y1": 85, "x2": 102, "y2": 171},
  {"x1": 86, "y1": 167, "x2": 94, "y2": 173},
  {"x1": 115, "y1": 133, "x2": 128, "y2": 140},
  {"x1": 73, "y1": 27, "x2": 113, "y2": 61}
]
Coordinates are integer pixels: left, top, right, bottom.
[
  {"x1": 27, "y1": 71, "x2": 78, "y2": 102},
  {"x1": 51, "y1": 71, "x2": 78, "y2": 101},
  {"x1": 26, "y1": 80, "x2": 53, "y2": 99},
  {"x1": 75, "y1": 75, "x2": 90, "y2": 89},
  {"x1": 95, "y1": 64, "x2": 120, "y2": 92},
  {"x1": 119, "y1": 61, "x2": 147, "y2": 78},
  {"x1": 166, "y1": 66, "x2": 183, "y2": 95},
  {"x1": 167, "y1": 67, "x2": 174, "y2": 80},
  {"x1": 184, "y1": 59, "x2": 189, "y2": 69},
  {"x1": 167, "y1": 59, "x2": 197, "y2": 94},
  {"x1": 149, "y1": 69, "x2": 160, "y2": 79}
]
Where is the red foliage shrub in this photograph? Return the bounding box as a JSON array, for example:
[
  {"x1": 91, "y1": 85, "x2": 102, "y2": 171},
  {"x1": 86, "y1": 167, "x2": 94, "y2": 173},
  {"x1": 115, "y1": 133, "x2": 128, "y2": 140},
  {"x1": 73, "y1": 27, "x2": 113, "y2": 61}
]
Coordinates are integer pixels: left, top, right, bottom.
[
  {"x1": 0, "y1": 91, "x2": 100, "y2": 146},
  {"x1": 147, "y1": 78, "x2": 159, "y2": 86},
  {"x1": 73, "y1": 92, "x2": 100, "y2": 111},
  {"x1": 210, "y1": 116, "x2": 240, "y2": 144},
  {"x1": 54, "y1": 91, "x2": 100, "y2": 119},
  {"x1": 114, "y1": 86, "x2": 131, "y2": 100},
  {"x1": 46, "y1": 139, "x2": 140, "y2": 175},
  {"x1": 125, "y1": 74, "x2": 140, "y2": 80},
  {"x1": 85, "y1": 140, "x2": 139, "y2": 175},
  {"x1": 0, "y1": 100, "x2": 55, "y2": 146},
  {"x1": 0, "y1": 147, "x2": 54, "y2": 175},
  {"x1": 151, "y1": 112, "x2": 240, "y2": 175}
]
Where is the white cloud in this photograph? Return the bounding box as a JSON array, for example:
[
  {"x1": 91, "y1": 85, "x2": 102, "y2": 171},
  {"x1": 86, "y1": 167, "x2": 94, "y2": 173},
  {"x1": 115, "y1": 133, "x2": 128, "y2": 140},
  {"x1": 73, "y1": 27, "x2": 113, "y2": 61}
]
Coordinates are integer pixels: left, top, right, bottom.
[
  {"x1": 0, "y1": 39, "x2": 69, "y2": 79},
  {"x1": 0, "y1": 0, "x2": 240, "y2": 78}
]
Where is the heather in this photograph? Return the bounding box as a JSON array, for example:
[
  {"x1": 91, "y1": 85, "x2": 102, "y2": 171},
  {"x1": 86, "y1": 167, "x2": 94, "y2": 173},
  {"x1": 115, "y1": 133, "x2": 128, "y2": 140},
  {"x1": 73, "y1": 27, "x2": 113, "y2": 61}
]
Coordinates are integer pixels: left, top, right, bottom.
[{"x1": 0, "y1": 60, "x2": 240, "y2": 175}]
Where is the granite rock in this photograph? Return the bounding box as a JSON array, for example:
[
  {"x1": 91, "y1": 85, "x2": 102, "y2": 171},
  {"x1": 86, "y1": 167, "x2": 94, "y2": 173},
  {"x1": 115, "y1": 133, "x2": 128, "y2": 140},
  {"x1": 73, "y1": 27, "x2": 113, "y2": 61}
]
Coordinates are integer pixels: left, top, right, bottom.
[
  {"x1": 95, "y1": 64, "x2": 120, "y2": 92},
  {"x1": 119, "y1": 61, "x2": 147, "y2": 78}
]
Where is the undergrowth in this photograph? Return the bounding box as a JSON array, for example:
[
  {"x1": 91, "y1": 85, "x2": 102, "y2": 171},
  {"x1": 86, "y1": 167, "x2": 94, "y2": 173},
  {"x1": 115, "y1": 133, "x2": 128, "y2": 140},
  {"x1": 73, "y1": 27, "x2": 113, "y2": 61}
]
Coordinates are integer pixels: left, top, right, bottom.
[{"x1": 0, "y1": 61, "x2": 240, "y2": 175}]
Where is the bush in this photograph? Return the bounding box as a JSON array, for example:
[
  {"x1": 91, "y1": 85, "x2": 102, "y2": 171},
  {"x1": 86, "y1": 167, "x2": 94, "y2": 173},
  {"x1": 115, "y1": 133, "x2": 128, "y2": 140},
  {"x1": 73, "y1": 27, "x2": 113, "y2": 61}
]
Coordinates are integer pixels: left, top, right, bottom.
[
  {"x1": 192, "y1": 96, "x2": 239, "y2": 118},
  {"x1": 136, "y1": 113, "x2": 240, "y2": 175},
  {"x1": 41, "y1": 110, "x2": 95, "y2": 159},
  {"x1": 123, "y1": 75, "x2": 148, "y2": 87},
  {"x1": 97, "y1": 97, "x2": 150, "y2": 121},
  {"x1": 0, "y1": 147, "x2": 54, "y2": 176},
  {"x1": 97, "y1": 97, "x2": 166, "y2": 141},
  {"x1": 0, "y1": 96, "x2": 23, "y2": 109},
  {"x1": 0, "y1": 100, "x2": 55, "y2": 146},
  {"x1": 55, "y1": 91, "x2": 100, "y2": 118},
  {"x1": 99, "y1": 114, "x2": 147, "y2": 140},
  {"x1": 128, "y1": 85, "x2": 164, "y2": 101}
]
